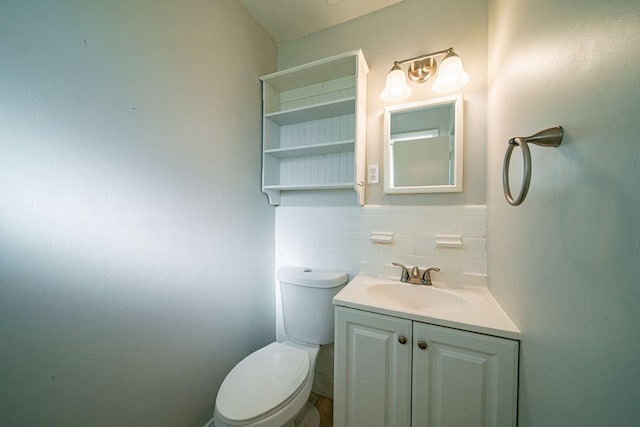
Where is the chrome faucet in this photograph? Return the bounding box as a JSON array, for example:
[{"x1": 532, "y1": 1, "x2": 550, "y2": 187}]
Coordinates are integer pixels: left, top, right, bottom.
[
  {"x1": 392, "y1": 262, "x2": 440, "y2": 285},
  {"x1": 410, "y1": 265, "x2": 420, "y2": 282},
  {"x1": 421, "y1": 267, "x2": 441, "y2": 286}
]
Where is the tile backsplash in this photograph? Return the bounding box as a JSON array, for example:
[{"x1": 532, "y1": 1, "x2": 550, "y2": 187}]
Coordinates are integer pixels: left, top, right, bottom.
[{"x1": 275, "y1": 204, "x2": 487, "y2": 340}]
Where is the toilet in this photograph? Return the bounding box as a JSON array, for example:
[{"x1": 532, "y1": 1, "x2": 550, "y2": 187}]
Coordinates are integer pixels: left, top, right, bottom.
[{"x1": 213, "y1": 266, "x2": 348, "y2": 427}]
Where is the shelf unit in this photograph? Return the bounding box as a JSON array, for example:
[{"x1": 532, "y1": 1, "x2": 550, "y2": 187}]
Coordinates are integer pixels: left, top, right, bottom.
[{"x1": 260, "y1": 50, "x2": 369, "y2": 205}]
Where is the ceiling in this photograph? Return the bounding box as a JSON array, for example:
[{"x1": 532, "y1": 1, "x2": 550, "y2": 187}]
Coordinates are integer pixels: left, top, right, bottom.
[{"x1": 237, "y1": 0, "x2": 405, "y2": 42}]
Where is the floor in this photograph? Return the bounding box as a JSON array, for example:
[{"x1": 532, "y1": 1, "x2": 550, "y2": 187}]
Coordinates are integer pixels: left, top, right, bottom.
[{"x1": 309, "y1": 393, "x2": 333, "y2": 427}]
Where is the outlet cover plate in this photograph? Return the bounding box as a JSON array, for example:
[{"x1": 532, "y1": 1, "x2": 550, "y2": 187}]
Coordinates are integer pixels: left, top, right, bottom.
[{"x1": 368, "y1": 164, "x2": 379, "y2": 184}]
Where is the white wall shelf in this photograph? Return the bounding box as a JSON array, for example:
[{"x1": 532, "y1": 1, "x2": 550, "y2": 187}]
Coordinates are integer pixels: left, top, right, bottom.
[
  {"x1": 264, "y1": 140, "x2": 355, "y2": 158},
  {"x1": 260, "y1": 50, "x2": 368, "y2": 205},
  {"x1": 264, "y1": 97, "x2": 356, "y2": 125},
  {"x1": 264, "y1": 183, "x2": 354, "y2": 191}
]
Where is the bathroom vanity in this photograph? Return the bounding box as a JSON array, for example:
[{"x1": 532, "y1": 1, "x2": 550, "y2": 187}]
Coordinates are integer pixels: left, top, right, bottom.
[{"x1": 333, "y1": 272, "x2": 520, "y2": 427}]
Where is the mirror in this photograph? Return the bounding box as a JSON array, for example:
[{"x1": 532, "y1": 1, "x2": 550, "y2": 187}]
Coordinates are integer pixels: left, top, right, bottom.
[{"x1": 384, "y1": 95, "x2": 463, "y2": 194}]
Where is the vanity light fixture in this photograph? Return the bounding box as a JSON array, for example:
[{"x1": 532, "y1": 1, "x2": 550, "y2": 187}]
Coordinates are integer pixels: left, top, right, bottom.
[{"x1": 380, "y1": 47, "x2": 470, "y2": 102}]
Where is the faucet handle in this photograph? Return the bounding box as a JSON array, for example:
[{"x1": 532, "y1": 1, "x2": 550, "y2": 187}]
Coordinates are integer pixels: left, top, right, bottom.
[
  {"x1": 421, "y1": 267, "x2": 441, "y2": 286},
  {"x1": 392, "y1": 262, "x2": 411, "y2": 283}
]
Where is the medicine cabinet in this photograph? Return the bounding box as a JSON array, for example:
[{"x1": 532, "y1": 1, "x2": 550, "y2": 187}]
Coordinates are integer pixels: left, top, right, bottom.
[{"x1": 384, "y1": 95, "x2": 463, "y2": 194}]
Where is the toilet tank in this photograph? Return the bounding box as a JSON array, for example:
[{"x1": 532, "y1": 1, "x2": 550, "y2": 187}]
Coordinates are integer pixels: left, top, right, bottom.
[{"x1": 278, "y1": 266, "x2": 348, "y2": 345}]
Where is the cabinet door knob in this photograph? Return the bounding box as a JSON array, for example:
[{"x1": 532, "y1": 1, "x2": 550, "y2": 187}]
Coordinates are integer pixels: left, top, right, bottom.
[
  {"x1": 398, "y1": 336, "x2": 407, "y2": 345},
  {"x1": 417, "y1": 341, "x2": 428, "y2": 350}
]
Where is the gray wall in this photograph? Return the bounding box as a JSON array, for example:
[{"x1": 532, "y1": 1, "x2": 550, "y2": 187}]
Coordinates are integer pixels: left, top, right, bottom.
[
  {"x1": 0, "y1": 1, "x2": 276, "y2": 426},
  {"x1": 487, "y1": 0, "x2": 640, "y2": 425},
  {"x1": 278, "y1": 0, "x2": 488, "y2": 206}
]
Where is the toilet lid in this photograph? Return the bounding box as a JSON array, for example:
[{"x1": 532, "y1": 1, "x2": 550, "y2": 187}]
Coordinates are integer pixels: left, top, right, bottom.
[{"x1": 216, "y1": 342, "x2": 310, "y2": 423}]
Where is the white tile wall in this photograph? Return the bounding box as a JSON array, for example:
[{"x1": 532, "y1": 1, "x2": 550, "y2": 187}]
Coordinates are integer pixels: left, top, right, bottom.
[{"x1": 274, "y1": 204, "x2": 487, "y2": 340}]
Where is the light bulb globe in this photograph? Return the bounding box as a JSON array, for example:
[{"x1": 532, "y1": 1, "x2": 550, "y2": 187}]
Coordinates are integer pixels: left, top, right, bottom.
[
  {"x1": 380, "y1": 68, "x2": 412, "y2": 102},
  {"x1": 433, "y1": 54, "x2": 470, "y2": 93}
]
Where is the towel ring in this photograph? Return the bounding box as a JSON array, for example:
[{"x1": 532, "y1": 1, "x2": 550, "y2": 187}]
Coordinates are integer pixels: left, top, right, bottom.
[{"x1": 502, "y1": 126, "x2": 563, "y2": 206}]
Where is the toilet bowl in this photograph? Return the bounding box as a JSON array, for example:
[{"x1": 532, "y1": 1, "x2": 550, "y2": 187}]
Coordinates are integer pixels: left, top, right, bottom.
[
  {"x1": 213, "y1": 266, "x2": 348, "y2": 427},
  {"x1": 213, "y1": 341, "x2": 319, "y2": 427}
]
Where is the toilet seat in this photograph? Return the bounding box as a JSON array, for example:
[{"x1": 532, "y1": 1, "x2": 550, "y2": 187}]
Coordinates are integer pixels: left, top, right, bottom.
[{"x1": 215, "y1": 342, "x2": 313, "y2": 425}]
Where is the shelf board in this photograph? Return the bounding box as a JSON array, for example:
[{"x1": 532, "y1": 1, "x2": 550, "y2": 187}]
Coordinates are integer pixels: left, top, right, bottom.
[
  {"x1": 260, "y1": 50, "x2": 360, "y2": 92},
  {"x1": 264, "y1": 97, "x2": 355, "y2": 125},
  {"x1": 263, "y1": 183, "x2": 354, "y2": 191},
  {"x1": 264, "y1": 140, "x2": 355, "y2": 158}
]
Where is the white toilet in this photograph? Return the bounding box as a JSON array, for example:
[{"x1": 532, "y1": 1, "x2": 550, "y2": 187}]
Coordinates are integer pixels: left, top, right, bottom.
[{"x1": 213, "y1": 266, "x2": 348, "y2": 427}]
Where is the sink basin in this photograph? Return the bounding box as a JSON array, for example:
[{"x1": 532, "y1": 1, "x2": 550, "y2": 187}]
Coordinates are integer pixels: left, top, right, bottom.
[
  {"x1": 366, "y1": 284, "x2": 469, "y2": 312},
  {"x1": 333, "y1": 273, "x2": 520, "y2": 339}
]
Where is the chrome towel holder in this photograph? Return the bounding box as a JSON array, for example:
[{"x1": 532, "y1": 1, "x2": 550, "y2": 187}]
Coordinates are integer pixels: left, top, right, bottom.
[{"x1": 502, "y1": 126, "x2": 563, "y2": 206}]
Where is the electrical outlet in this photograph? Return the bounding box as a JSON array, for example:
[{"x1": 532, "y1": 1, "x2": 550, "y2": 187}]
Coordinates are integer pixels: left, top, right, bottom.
[{"x1": 367, "y1": 164, "x2": 379, "y2": 184}]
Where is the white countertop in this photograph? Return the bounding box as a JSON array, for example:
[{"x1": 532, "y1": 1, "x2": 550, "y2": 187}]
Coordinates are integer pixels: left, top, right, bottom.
[{"x1": 333, "y1": 273, "x2": 520, "y2": 340}]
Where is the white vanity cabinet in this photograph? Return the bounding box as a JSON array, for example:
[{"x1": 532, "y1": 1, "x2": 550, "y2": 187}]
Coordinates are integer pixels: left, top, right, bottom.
[
  {"x1": 260, "y1": 50, "x2": 368, "y2": 205},
  {"x1": 334, "y1": 306, "x2": 519, "y2": 427}
]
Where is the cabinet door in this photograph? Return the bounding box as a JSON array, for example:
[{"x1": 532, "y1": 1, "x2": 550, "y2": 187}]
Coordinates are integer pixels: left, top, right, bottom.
[
  {"x1": 412, "y1": 323, "x2": 519, "y2": 427},
  {"x1": 334, "y1": 307, "x2": 412, "y2": 427}
]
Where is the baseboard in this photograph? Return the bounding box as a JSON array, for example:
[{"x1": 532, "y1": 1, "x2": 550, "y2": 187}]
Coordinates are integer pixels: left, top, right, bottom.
[{"x1": 312, "y1": 371, "x2": 334, "y2": 399}]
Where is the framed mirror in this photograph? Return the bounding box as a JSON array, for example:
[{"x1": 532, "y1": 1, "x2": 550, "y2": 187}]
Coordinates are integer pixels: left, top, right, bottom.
[{"x1": 384, "y1": 95, "x2": 463, "y2": 194}]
